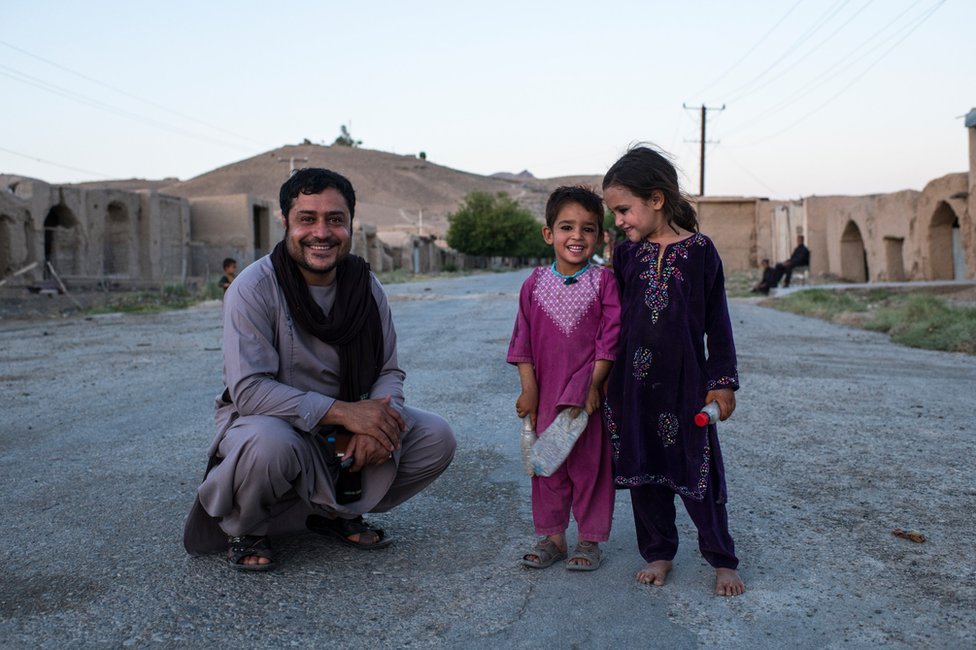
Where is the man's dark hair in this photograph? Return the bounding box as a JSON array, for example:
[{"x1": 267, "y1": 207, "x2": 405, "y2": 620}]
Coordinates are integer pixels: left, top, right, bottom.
[
  {"x1": 545, "y1": 185, "x2": 605, "y2": 234},
  {"x1": 222, "y1": 257, "x2": 237, "y2": 270},
  {"x1": 279, "y1": 168, "x2": 356, "y2": 222}
]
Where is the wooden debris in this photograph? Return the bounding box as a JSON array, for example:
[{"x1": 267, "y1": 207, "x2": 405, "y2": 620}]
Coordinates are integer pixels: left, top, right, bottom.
[
  {"x1": 46, "y1": 262, "x2": 83, "y2": 310},
  {"x1": 0, "y1": 261, "x2": 39, "y2": 287},
  {"x1": 892, "y1": 528, "x2": 926, "y2": 543}
]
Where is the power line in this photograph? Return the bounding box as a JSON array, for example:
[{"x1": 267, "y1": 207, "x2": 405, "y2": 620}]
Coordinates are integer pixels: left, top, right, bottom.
[
  {"x1": 690, "y1": 0, "x2": 806, "y2": 102},
  {"x1": 720, "y1": 0, "x2": 851, "y2": 103},
  {"x1": 729, "y1": 0, "x2": 946, "y2": 148},
  {"x1": 723, "y1": 0, "x2": 926, "y2": 137},
  {"x1": 0, "y1": 145, "x2": 115, "y2": 179},
  {"x1": 726, "y1": 0, "x2": 876, "y2": 104},
  {"x1": 0, "y1": 63, "x2": 256, "y2": 152},
  {"x1": 714, "y1": 147, "x2": 784, "y2": 198},
  {"x1": 0, "y1": 39, "x2": 270, "y2": 149}
]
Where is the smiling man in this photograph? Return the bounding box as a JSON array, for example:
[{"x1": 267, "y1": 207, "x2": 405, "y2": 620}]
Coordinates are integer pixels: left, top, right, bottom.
[{"x1": 183, "y1": 168, "x2": 456, "y2": 571}]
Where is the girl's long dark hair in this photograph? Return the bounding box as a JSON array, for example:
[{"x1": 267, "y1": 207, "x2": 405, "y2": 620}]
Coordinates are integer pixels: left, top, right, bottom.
[{"x1": 602, "y1": 145, "x2": 699, "y2": 233}]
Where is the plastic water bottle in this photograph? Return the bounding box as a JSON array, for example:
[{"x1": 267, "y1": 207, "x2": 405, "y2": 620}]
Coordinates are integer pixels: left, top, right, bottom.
[
  {"x1": 530, "y1": 410, "x2": 588, "y2": 477},
  {"x1": 520, "y1": 417, "x2": 536, "y2": 476},
  {"x1": 694, "y1": 401, "x2": 721, "y2": 427}
]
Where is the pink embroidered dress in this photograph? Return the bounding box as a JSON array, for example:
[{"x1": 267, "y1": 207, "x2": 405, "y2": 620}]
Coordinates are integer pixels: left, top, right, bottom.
[
  {"x1": 507, "y1": 264, "x2": 621, "y2": 538},
  {"x1": 507, "y1": 265, "x2": 621, "y2": 432}
]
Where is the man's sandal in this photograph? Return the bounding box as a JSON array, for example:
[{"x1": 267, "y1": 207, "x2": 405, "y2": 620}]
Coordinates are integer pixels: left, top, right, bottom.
[
  {"x1": 566, "y1": 540, "x2": 602, "y2": 571},
  {"x1": 227, "y1": 535, "x2": 275, "y2": 571},
  {"x1": 306, "y1": 514, "x2": 394, "y2": 550},
  {"x1": 518, "y1": 537, "x2": 567, "y2": 569}
]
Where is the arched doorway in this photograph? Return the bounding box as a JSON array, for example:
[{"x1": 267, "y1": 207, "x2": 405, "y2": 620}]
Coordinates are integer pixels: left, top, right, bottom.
[
  {"x1": 928, "y1": 202, "x2": 958, "y2": 280},
  {"x1": 840, "y1": 220, "x2": 868, "y2": 282},
  {"x1": 103, "y1": 201, "x2": 130, "y2": 276},
  {"x1": 44, "y1": 205, "x2": 79, "y2": 276}
]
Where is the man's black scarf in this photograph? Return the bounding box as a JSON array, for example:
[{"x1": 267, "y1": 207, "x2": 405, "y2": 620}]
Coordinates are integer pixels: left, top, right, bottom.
[{"x1": 270, "y1": 241, "x2": 383, "y2": 405}]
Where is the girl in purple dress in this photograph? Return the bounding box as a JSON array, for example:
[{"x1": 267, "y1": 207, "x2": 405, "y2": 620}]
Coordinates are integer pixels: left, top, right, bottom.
[
  {"x1": 507, "y1": 186, "x2": 621, "y2": 571},
  {"x1": 602, "y1": 146, "x2": 745, "y2": 596}
]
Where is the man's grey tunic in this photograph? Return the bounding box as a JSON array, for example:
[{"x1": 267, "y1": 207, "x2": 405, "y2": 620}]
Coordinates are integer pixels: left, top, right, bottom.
[{"x1": 183, "y1": 255, "x2": 455, "y2": 554}]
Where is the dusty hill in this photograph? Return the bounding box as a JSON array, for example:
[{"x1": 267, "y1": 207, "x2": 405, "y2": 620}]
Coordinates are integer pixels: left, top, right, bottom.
[{"x1": 159, "y1": 144, "x2": 602, "y2": 235}]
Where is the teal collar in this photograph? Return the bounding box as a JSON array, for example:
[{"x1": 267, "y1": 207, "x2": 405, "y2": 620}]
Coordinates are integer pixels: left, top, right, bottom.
[{"x1": 550, "y1": 262, "x2": 590, "y2": 285}]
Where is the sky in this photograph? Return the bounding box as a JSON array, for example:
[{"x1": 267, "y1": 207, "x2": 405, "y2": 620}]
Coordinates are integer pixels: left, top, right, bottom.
[{"x1": 1, "y1": 0, "x2": 973, "y2": 200}]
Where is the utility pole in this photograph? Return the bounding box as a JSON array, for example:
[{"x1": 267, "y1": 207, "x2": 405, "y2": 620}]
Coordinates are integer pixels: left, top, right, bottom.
[
  {"x1": 683, "y1": 103, "x2": 725, "y2": 196},
  {"x1": 277, "y1": 156, "x2": 308, "y2": 176}
]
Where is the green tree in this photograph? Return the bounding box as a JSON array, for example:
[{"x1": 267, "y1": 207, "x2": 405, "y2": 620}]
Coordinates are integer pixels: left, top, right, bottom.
[{"x1": 446, "y1": 191, "x2": 548, "y2": 258}]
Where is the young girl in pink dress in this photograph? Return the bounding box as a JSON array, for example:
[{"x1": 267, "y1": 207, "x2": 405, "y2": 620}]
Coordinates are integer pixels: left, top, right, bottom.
[{"x1": 507, "y1": 186, "x2": 621, "y2": 571}]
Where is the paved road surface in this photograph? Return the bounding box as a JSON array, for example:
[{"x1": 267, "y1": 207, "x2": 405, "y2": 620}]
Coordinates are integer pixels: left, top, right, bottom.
[{"x1": 1, "y1": 269, "x2": 973, "y2": 648}]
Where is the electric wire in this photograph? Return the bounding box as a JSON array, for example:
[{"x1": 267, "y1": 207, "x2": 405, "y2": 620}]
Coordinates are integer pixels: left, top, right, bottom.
[
  {"x1": 718, "y1": 0, "x2": 852, "y2": 103},
  {"x1": 0, "y1": 64, "x2": 256, "y2": 152},
  {"x1": 728, "y1": 0, "x2": 945, "y2": 148},
  {"x1": 689, "y1": 0, "x2": 806, "y2": 102},
  {"x1": 0, "y1": 39, "x2": 269, "y2": 149},
  {"x1": 0, "y1": 145, "x2": 115, "y2": 179},
  {"x1": 722, "y1": 0, "x2": 927, "y2": 138},
  {"x1": 714, "y1": 147, "x2": 784, "y2": 197},
  {"x1": 725, "y1": 0, "x2": 876, "y2": 105}
]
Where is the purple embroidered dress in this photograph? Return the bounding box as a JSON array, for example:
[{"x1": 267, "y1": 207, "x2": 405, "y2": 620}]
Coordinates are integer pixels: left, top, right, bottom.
[{"x1": 605, "y1": 233, "x2": 739, "y2": 502}]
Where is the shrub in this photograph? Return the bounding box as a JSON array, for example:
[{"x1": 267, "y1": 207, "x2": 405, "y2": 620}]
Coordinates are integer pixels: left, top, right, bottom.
[{"x1": 446, "y1": 191, "x2": 547, "y2": 258}]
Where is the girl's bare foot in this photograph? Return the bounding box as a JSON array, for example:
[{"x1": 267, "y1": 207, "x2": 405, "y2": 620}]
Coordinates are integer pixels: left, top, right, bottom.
[
  {"x1": 715, "y1": 568, "x2": 745, "y2": 596},
  {"x1": 636, "y1": 560, "x2": 672, "y2": 585}
]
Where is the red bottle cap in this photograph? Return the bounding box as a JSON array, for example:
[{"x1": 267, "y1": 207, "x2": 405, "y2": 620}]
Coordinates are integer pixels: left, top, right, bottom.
[{"x1": 694, "y1": 412, "x2": 710, "y2": 427}]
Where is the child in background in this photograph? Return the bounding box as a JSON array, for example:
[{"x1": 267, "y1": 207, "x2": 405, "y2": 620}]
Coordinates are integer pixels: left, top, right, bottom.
[
  {"x1": 751, "y1": 258, "x2": 777, "y2": 295},
  {"x1": 602, "y1": 146, "x2": 745, "y2": 596},
  {"x1": 219, "y1": 258, "x2": 238, "y2": 294},
  {"x1": 507, "y1": 186, "x2": 620, "y2": 571}
]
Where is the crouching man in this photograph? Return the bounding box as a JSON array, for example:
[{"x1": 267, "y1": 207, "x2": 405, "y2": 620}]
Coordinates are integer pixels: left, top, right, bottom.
[{"x1": 183, "y1": 168, "x2": 456, "y2": 570}]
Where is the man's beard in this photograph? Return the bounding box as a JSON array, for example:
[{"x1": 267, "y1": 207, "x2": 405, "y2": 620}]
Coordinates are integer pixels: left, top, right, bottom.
[{"x1": 286, "y1": 234, "x2": 347, "y2": 277}]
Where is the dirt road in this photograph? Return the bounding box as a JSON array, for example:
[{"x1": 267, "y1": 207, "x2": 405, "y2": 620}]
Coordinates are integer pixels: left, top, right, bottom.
[{"x1": 1, "y1": 269, "x2": 973, "y2": 648}]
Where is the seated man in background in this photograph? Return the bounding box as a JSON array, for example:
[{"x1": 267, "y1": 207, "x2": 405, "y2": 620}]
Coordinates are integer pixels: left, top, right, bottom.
[{"x1": 771, "y1": 235, "x2": 810, "y2": 288}]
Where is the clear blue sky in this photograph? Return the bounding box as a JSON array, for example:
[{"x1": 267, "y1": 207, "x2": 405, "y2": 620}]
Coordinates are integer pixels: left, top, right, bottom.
[{"x1": 1, "y1": 0, "x2": 972, "y2": 199}]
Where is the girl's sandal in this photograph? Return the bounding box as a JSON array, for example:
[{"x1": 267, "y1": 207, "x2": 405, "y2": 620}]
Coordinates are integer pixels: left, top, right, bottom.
[
  {"x1": 519, "y1": 537, "x2": 567, "y2": 569},
  {"x1": 566, "y1": 541, "x2": 602, "y2": 571}
]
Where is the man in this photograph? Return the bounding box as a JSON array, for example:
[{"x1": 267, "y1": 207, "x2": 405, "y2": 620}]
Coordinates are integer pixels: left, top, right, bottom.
[
  {"x1": 183, "y1": 168, "x2": 456, "y2": 570},
  {"x1": 771, "y1": 235, "x2": 810, "y2": 288}
]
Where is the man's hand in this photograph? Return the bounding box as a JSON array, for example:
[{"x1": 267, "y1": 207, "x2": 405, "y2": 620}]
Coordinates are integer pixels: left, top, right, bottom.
[
  {"x1": 323, "y1": 396, "x2": 405, "y2": 452},
  {"x1": 704, "y1": 388, "x2": 736, "y2": 421},
  {"x1": 345, "y1": 434, "x2": 393, "y2": 471}
]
